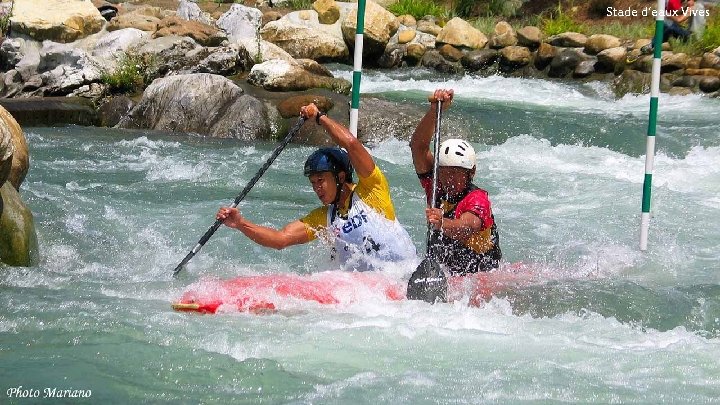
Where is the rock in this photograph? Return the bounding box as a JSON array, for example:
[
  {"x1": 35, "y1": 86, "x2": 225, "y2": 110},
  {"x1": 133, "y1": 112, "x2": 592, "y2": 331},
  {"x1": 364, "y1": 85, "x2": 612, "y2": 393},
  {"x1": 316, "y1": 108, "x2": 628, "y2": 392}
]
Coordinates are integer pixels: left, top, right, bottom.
[
  {"x1": 0, "y1": 105, "x2": 28, "y2": 190},
  {"x1": 421, "y1": 49, "x2": 463, "y2": 74},
  {"x1": 342, "y1": 0, "x2": 399, "y2": 60},
  {"x1": 416, "y1": 19, "x2": 442, "y2": 36},
  {"x1": 277, "y1": 95, "x2": 334, "y2": 118},
  {"x1": 490, "y1": 21, "x2": 517, "y2": 49},
  {"x1": 92, "y1": 0, "x2": 118, "y2": 21},
  {"x1": 438, "y1": 44, "x2": 463, "y2": 62},
  {"x1": 107, "y1": 11, "x2": 161, "y2": 32},
  {"x1": 398, "y1": 28, "x2": 416, "y2": 44},
  {"x1": 377, "y1": 44, "x2": 405, "y2": 68},
  {"x1": 548, "y1": 32, "x2": 587, "y2": 48},
  {"x1": 700, "y1": 52, "x2": 720, "y2": 69},
  {"x1": 667, "y1": 87, "x2": 692, "y2": 96},
  {"x1": 136, "y1": 36, "x2": 202, "y2": 74},
  {"x1": 153, "y1": 16, "x2": 227, "y2": 47},
  {"x1": 628, "y1": 54, "x2": 654, "y2": 73},
  {"x1": 517, "y1": 26, "x2": 542, "y2": 49},
  {"x1": 685, "y1": 68, "x2": 720, "y2": 76},
  {"x1": 119, "y1": 73, "x2": 271, "y2": 140},
  {"x1": 262, "y1": 10, "x2": 283, "y2": 26},
  {"x1": 584, "y1": 34, "x2": 621, "y2": 55},
  {"x1": 193, "y1": 45, "x2": 247, "y2": 75},
  {"x1": 217, "y1": 4, "x2": 263, "y2": 42},
  {"x1": 296, "y1": 59, "x2": 333, "y2": 77},
  {"x1": 613, "y1": 70, "x2": 651, "y2": 97},
  {"x1": 573, "y1": 58, "x2": 597, "y2": 78},
  {"x1": 405, "y1": 43, "x2": 426, "y2": 65},
  {"x1": 397, "y1": 15, "x2": 416, "y2": 27},
  {"x1": 260, "y1": 11, "x2": 349, "y2": 62},
  {"x1": 0, "y1": 182, "x2": 39, "y2": 267},
  {"x1": 499, "y1": 46, "x2": 531, "y2": 70},
  {"x1": 91, "y1": 28, "x2": 149, "y2": 61},
  {"x1": 595, "y1": 46, "x2": 626, "y2": 74},
  {"x1": 247, "y1": 59, "x2": 351, "y2": 94},
  {"x1": 534, "y1": 42, "x2": 555, "y2": 70},
  {"x1": 98, "y1": 95, "x2": 134, "y2": 127},
  {"x1": 0, "y1": 109, "x2": 14, "y2": 187},
  {"x1": 0, "y1": 97, "x2": 99, "y2": 126},
  {"x1": 548, "y1": 48, "x2": 583, "y2": 78},
  {"x1": 237, "y1": 38, "x2": 296, "y2": 66},
  {"x1": 436, "y1": 17, "x2": 488, "y2": 50},
  {"x1": 461, "y1": 49, "x2": 498, "y2": 72},
  {"x1": 177, "y1": 0, "x2": 213, "y2": 26},
  {"x1": 313, "y1": 0, "x2": 340, "y2": 24},
  {"x1": 10, "y1": 0, "x2": 105, "y2": 42},
  {"x1": 661, "y1": 52, "x2": 689, "y2": 73},
  {"x1": 699, "y1": 77, "x2": 720, "y2": 93},
  {"x1": 672, "y1": 75, "x2": 696, "y2": 88}
]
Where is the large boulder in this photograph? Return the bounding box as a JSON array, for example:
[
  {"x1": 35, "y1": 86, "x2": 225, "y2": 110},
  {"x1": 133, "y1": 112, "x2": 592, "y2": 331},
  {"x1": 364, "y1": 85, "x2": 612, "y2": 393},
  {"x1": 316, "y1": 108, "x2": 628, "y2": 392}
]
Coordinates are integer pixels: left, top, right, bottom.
[
  {"x1": 517, "y1": 26, "x2": 542, "y2": 49},
  {"x1": 584, "y1": 34, "x2": 621, "y2": 55},
  {"x1": 548, "y1": 32, "x2": 587, "y2": 48},
  {"x1": 247, "y1": 59, "x2": 351, "y2": 94},
  {"x1": 0, "y1": 183, "x2": 39, "y2": 267},
  {"x1": 0, "y1": 111, "x2": 13, "y2": 187},
  {"x1": 260, "y1": 10, "x2": 349, "y2": 62},
  {"x1": 118, "y1": 73, "x2": 271, "y2": 140},
  {"x1": 237, "y1": 38, "x2": 296, "y2": 66},
  {"x1": 436, "y1": 17, "x2": 488, "y2": 50},
  {"x1": 313, "y1": 0, "x2": 341, "y2": 24},
  {"x1": 341, "y1": 0, "x2": 399, "y2": 60},
  {"x1": 10, "y1": 0, "x2": 105, "y2": 42},
  {"x1": 595, "y1": 46, "x2": 626, "y2": 74},
  {"x1": 153, "y1": 16, "x2": 227, "y2": 47},
  {"x1": 177, "y1": 0, "x2": 214, "y2": 26},
  {"x1": 490, "y1": 21, "x2": 517, "y2": 49},
  {"x1": 499, "y1": 46, "x2": 531, "y2": 70},
  {"x1": 107, "y1": 7, "x2": 162, "y2": 32},
  {"x1": 0, "y1": 106, "x2": 29, "y2": 190},
  {"x1": 216, "y1": 3, "x2": 263, "y2": 41}
]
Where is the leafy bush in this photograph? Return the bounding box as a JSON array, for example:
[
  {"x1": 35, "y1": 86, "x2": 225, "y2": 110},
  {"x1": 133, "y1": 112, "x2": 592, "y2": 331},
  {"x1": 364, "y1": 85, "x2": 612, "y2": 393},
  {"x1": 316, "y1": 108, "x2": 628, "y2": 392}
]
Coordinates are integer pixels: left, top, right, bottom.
[
  {"x1": 100, "y1": 52, "x2": 159, "y2": 94},
  {"x1": 388, "y1": 0, "x2": 447, "y2": 20}
]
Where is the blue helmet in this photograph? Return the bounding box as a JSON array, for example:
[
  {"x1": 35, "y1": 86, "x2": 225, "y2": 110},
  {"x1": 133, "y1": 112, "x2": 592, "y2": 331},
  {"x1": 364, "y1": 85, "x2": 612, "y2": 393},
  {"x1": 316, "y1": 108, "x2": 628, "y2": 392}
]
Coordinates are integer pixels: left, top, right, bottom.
[{"x1": 303, "y1": 147, "x2": 354, "y2": 183}]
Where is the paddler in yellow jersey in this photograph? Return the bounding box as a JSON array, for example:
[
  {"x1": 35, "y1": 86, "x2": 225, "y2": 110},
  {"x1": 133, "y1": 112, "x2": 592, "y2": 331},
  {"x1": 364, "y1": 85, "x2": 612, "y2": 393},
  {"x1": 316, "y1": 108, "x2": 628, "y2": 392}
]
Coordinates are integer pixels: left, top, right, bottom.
[{"x1": 216, "y1": 103, "x2": 416, "y2": 271}]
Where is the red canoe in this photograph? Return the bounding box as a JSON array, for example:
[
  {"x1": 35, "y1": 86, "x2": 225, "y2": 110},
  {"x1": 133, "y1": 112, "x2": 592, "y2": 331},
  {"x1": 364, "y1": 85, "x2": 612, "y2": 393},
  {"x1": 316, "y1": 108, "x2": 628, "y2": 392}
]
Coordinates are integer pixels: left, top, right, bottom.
[{"x1": 172, "y1": 264, "x2": 540, "y2": 314}]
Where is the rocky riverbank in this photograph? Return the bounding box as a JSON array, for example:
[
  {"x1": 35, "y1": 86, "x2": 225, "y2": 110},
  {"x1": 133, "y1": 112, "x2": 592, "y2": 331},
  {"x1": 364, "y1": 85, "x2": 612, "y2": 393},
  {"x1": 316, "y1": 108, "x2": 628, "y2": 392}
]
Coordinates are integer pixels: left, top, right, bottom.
[{"x1": 1, "y1": 0, "x2": 719, "y2": 139}]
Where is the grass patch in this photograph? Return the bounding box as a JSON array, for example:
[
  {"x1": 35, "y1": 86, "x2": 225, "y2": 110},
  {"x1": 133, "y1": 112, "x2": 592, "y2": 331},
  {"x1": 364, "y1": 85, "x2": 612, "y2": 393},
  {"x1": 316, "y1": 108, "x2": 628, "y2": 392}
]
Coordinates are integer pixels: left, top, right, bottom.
[
  {"x1": 286, "y1": 0, "x2": 313, "y2": 11},
  {"x1": 100, "y1": 52, "x2": 160, "y2": 94},
  {"x1": 669, "y1": 37, "x2": 705, "y2": 56},
  {"x1": 541, "y1": 2, "x2": 584, "y2": 36},
  {"x1": 699, "y1": 10, "x2": 720, "y2": 51},
  {"x1": 388, "y1": 0, "x2": 447, "y2": 20},
  {"x1": 582, "y1": 21, "x2": 654, "y2": 40}
]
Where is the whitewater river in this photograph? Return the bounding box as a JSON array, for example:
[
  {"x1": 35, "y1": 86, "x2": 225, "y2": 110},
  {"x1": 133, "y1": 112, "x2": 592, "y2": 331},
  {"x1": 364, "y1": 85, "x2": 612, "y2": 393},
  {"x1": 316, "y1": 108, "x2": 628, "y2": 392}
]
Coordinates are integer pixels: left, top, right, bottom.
[{"x1": 2, "y1": 70, "x2": 719, "y2": 403}]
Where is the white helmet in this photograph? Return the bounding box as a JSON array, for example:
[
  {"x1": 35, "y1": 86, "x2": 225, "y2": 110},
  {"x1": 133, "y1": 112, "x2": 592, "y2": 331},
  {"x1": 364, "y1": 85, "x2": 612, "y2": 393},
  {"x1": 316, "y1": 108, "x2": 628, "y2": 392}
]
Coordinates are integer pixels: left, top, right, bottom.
[{"x1": 438, "y1": 139, "x2": 476, "y2": 169}]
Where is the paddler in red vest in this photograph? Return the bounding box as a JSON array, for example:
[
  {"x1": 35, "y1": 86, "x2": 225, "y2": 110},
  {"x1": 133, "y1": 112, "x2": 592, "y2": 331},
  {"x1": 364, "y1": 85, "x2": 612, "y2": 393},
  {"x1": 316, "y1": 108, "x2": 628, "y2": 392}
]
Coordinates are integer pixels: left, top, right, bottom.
[
  {"x1": 216, "y1": 103, "x2": 416, "y2": 271},
  {"x1": 410, "y1": 89, "x2": 502, "y2": 275}
]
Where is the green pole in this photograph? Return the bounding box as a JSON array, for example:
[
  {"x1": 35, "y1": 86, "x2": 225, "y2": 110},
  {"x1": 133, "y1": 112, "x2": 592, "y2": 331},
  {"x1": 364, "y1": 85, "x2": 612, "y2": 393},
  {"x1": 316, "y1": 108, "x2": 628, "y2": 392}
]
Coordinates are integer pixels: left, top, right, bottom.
[
  {"x1": 349, "y1": 0, "x2": 366, "y2": 137},
  {"x1": 640, "y1": 0, "x2": 664, "y2": 251}
]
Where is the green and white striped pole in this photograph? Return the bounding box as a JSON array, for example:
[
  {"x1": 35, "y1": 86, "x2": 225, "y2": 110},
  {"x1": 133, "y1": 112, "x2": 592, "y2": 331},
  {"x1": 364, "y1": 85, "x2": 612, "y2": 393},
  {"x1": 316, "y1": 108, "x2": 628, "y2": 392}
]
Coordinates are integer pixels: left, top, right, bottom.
[
  {"x1": 640, "y1": 0, "x2": 664, "y2": 251},
  {"x1": 349, "y1": 0, "x2": 366, "y2": 137}
]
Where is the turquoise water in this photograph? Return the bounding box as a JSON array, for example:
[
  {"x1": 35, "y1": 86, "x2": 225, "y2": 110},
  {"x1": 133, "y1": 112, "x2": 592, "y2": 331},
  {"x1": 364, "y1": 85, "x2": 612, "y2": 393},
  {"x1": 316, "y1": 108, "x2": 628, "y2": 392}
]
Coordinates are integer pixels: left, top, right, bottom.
[{"x1": 2, "y1": 71, "x2": 720, "y2": 403}]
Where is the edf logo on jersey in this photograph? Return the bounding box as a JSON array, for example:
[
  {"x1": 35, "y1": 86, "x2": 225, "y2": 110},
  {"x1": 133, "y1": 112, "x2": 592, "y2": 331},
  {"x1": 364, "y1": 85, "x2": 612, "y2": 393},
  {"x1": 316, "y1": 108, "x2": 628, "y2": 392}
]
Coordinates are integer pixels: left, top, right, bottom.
[{"x1": 340, "y1": 210, "x2": 369, "y2": 234}]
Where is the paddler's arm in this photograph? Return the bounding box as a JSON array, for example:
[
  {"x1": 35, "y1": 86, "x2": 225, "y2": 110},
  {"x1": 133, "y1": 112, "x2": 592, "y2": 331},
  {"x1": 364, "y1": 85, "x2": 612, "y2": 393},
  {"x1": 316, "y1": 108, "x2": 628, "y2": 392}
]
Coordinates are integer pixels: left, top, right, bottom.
[
  {"x1": 216, "y1": 207, "x2": 310, "y2": 249},
  {"x1": 300, "y1": 103, "x2": 375, "y2": 178},
  {"x1": 426, "y1": 208, "x2": 483, "y2": 243},
  {"x1": 410, "y1": 89, "x2": 454, "y2": 174}
]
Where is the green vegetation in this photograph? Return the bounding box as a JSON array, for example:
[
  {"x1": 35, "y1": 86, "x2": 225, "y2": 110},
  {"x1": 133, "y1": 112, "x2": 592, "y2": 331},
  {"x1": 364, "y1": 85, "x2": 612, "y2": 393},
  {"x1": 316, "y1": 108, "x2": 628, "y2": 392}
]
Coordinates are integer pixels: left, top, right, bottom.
[
  {"x1": 387, "y1": 0, "x2": 447, "y2": 20},
  {"x1": 541, "y1": 2, "x2": 584, "y2": 36},
  {"x1": 582, "y1": 20, "x2": 653, "y2": 39},
  {"x1": 700, "y1": 11, "x2": 720, "y2": 51},
  {"x1": 287, "y1": 0, "x2": 313, "y2": 11},
  {"x1": 100, "y1": 51, "x2": 159, "y2": 94},
  {"x1": 0, "y1": 1, "x2": 13, "y2": 36}
]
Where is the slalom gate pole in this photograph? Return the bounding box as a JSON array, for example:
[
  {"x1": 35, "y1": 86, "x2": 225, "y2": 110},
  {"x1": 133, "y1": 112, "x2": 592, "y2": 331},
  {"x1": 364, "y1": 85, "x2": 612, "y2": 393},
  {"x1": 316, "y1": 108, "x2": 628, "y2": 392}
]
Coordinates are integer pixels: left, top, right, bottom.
[
  {"x1": 640, "y1": 0, "x2": 664, "y2": 251},
  {"x1": 349, "y1": 0, "x2": 366, "y2": 137}
]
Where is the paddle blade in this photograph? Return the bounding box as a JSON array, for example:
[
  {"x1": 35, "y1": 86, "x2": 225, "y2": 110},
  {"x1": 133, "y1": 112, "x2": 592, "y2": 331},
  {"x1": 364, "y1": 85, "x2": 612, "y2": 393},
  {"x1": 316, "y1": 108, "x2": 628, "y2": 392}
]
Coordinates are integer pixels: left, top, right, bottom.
[{"x1": 407, "y1": 258, "x2": 447, "y2": 303}]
